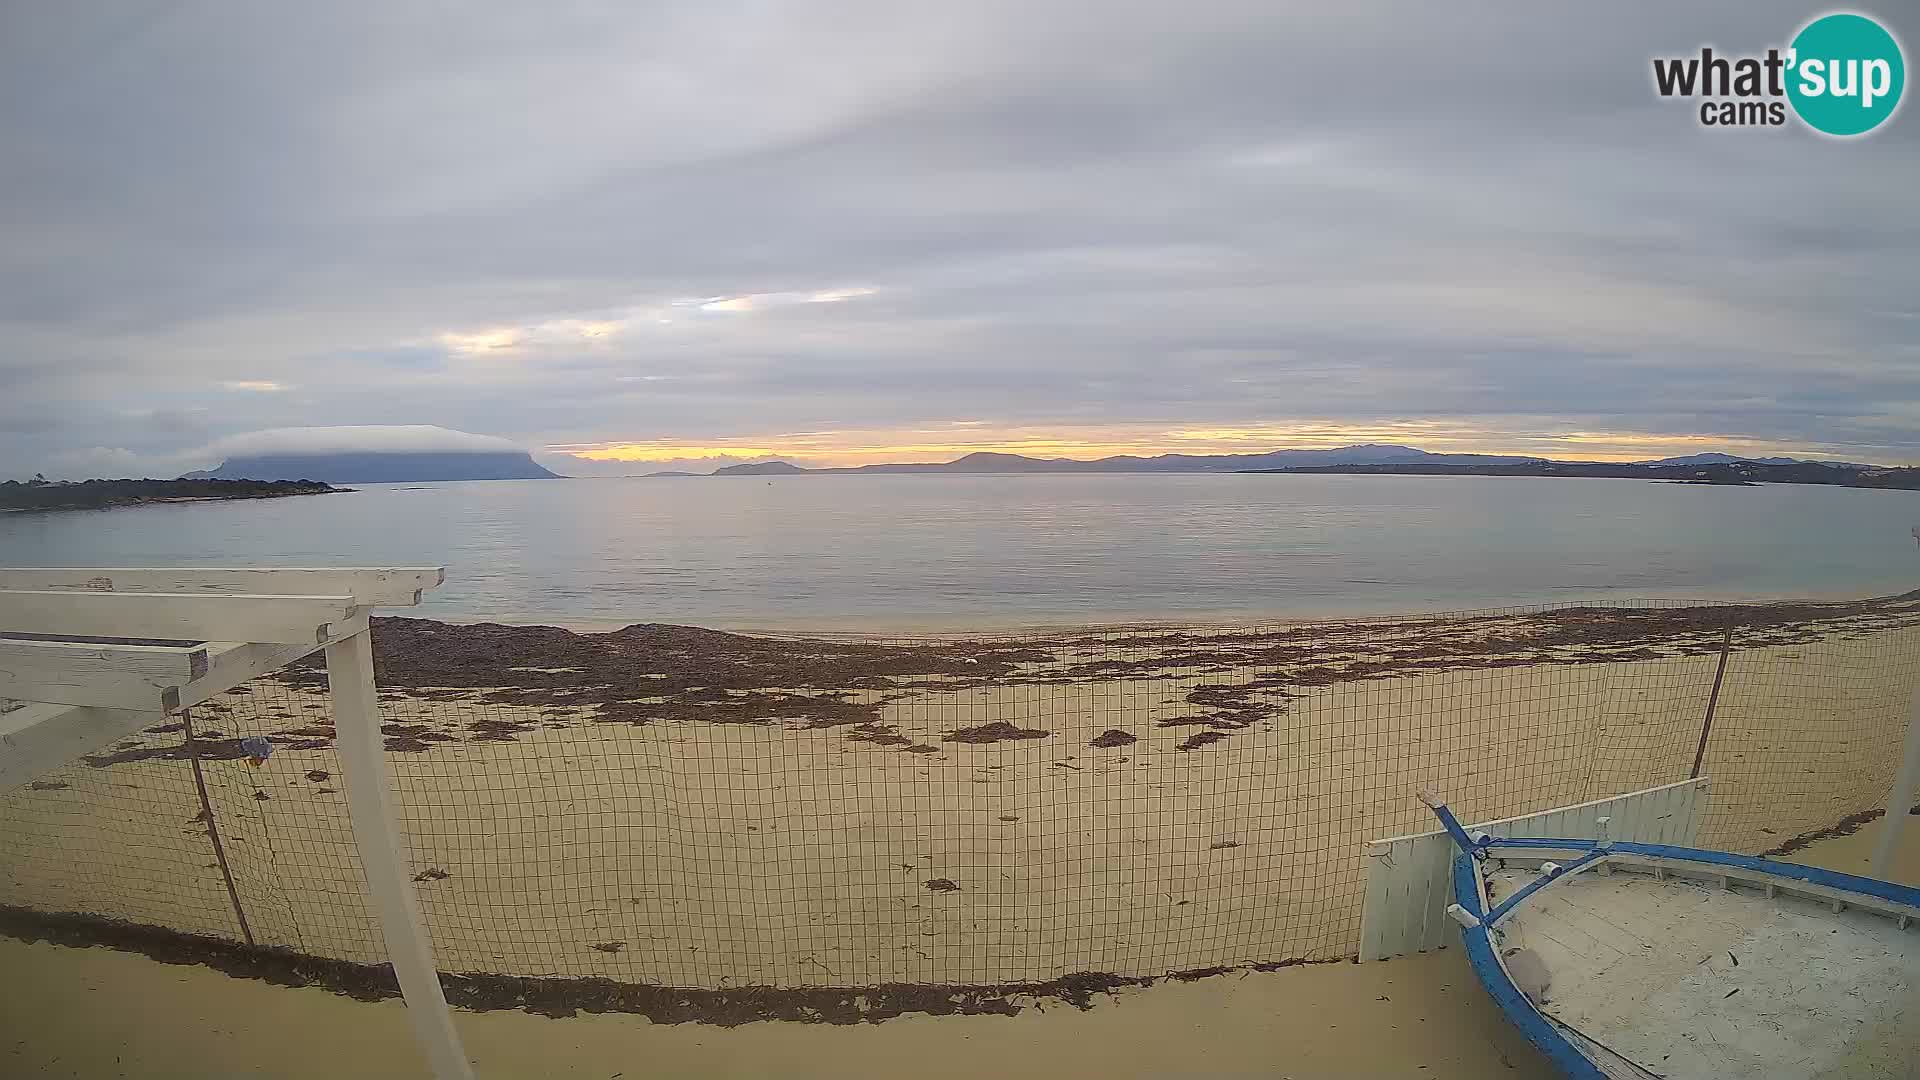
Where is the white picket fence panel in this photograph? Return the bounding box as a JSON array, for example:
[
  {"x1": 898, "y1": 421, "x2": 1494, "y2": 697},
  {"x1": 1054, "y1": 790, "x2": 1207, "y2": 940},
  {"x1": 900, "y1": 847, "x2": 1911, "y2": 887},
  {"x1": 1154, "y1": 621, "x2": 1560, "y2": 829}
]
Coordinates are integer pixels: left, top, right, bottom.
[{"x1": 1358, "y1": 777, "x2": 1709, "y2": 961}]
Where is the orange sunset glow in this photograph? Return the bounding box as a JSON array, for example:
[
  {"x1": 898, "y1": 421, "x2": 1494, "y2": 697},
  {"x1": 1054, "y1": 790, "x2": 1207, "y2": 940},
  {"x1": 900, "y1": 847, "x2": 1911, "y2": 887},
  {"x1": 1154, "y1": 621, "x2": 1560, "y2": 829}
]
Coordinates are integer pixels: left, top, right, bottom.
[{"x1": 544, "y1": 421, "x2": 1880, "y2": 470}]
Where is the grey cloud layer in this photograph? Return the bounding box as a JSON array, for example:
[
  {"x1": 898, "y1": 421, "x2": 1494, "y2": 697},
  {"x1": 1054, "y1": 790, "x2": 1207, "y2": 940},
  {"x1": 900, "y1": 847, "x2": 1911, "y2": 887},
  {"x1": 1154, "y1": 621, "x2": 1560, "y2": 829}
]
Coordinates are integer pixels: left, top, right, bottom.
[{"x1": 2, "y1": 2, "x2": 1916, "y2": 476}]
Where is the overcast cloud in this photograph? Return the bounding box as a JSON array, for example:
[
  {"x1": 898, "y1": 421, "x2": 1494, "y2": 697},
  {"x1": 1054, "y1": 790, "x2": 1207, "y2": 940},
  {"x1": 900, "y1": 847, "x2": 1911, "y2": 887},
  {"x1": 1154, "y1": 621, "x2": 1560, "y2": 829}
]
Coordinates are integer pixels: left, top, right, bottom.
[{"x1": 2, "y1": 2, "x2": 1916, "y2": 478}]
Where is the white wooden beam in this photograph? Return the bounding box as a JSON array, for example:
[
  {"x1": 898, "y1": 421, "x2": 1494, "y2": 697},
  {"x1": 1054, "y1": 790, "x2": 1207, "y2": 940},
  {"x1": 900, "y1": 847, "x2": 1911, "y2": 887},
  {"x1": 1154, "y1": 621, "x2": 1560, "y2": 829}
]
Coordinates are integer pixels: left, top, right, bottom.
[
  {"x1": 0, "y1": 614, "x2": 369, "y2": 788},
  {"x1": 0, "y1": 701, "x2": 162, "y2": 791},
  {"x1": 0, "y1": 591, "x2": 357, "y2": 645},
  {"x1": 0, "y1": 639, "x2": 209, "y2": 712},
  {"x1": 0, "y1": 567, "x2": 443, "y2": 608},
  {"x1": 0, "y1": 614, "x2": 368, "y2": 713},
  {"x1": 327, "y1": 629, "x2": 473, "y2": 1080},
  {"x1": 0, "y1": 637, "x2": 210, "y2": 679},
  {"x1": 189, "y1": 617, "x2": 366, "y2": 706}
]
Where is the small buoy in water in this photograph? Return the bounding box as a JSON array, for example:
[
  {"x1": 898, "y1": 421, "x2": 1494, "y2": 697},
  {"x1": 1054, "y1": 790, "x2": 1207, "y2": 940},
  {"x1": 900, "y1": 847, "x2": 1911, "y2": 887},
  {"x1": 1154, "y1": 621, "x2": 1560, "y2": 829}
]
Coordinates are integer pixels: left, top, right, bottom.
[{"x1": 240, "y1": 736, "x2": 273, "y2": 767}]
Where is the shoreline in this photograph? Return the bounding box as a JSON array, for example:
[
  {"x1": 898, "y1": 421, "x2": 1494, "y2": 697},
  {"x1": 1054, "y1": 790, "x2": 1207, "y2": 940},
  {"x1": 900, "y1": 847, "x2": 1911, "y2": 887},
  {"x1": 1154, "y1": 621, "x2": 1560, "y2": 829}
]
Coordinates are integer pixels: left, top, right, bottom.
[
  {"x1": 0, "y1": 478, "x2": 344, "y2": 513},
  {"x1": 426, "y1": 585, "x2": 1920, "y2": 638}
]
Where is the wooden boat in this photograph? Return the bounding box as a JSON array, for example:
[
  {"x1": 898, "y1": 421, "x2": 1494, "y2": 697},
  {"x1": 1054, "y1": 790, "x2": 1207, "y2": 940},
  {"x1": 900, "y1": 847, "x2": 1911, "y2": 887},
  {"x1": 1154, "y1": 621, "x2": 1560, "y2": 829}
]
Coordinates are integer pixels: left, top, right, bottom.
[{"x1": 1423, "y1": 795, "x2": 1920, "y2": 1079}]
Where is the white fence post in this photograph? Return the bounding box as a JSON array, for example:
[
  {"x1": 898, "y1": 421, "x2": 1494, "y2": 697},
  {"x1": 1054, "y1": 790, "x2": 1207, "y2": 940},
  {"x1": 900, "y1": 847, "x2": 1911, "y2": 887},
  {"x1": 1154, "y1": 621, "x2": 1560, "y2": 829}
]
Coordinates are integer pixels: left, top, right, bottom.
[
  {"x1": 1871, "y1": 684, "x2": 1920, "y2": 879},
  {"x1": 327, "y1": 629, "x2": 474, "y2": 1080}
]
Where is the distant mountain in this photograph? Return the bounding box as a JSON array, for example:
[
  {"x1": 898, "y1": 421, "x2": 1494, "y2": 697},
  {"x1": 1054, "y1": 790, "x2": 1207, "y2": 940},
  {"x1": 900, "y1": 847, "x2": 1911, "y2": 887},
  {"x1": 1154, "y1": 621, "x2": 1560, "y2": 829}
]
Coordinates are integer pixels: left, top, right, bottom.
[
  {"x1": 1636, "y1": 453, "x2": 1877, "y2": 469},
  {"x1": 184, "y1": 451, "x2": 560, "y2": 483},
  {"x1": 712, "y1": 460, "x2": 810, "y2": 476},
  {"x1": 710, "y1": 444, "x2": 1547, "y2": 476},
  {"x1": 687, "y1": 444, "x2": 1920, "y2": 491},
  {"x1": 697, "y1": 445, "x2": 1909, "y2": 478}
]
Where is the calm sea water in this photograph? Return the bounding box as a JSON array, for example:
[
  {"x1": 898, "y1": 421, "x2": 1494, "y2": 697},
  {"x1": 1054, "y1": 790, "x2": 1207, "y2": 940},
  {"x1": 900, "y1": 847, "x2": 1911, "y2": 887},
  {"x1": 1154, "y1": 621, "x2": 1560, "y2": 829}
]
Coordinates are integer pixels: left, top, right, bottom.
[{"x1": 2, "y1": 474, "x2": 1917, "y2": 629}]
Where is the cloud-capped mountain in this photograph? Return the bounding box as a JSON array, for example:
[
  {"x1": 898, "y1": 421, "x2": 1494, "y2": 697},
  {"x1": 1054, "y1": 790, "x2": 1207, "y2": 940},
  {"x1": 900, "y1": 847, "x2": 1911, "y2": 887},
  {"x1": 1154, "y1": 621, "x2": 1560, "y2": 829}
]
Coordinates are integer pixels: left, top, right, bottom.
[{"x1": 180, "y1": 425, "x2": 560, "y2": 483}]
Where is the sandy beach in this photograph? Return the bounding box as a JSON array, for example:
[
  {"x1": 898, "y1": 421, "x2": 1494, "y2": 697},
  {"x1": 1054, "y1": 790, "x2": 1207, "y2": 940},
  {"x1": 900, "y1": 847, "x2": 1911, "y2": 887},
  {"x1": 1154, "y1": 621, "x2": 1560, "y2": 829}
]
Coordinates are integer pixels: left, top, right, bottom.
[{"x1": 2, "y1": 595, "x2": 1918, "y2": 1022}]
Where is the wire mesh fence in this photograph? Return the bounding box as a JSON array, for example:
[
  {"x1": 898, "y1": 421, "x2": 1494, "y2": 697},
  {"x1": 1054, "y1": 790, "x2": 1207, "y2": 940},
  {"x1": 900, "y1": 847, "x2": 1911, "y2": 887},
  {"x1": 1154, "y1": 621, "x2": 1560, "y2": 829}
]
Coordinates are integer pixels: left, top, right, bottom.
[{"x1": 2, "y1": 595, "x2": 1917, "y2": 1002}]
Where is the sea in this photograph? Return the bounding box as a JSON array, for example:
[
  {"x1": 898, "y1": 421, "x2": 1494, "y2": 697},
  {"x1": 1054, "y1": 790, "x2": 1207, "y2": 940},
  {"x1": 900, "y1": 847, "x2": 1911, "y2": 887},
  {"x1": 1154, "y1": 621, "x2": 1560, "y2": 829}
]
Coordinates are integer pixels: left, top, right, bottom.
[{"x1": 3, "y1": 473, "x2": 1917, "y2": 630}]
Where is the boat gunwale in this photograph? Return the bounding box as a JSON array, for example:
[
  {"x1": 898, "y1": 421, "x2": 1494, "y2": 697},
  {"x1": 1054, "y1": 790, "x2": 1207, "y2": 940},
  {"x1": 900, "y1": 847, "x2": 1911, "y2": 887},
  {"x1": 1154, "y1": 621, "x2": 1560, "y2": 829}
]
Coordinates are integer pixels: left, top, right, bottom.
[{"x1": 1450, "y1": 838, "x2": 1920, "y2": 1079}]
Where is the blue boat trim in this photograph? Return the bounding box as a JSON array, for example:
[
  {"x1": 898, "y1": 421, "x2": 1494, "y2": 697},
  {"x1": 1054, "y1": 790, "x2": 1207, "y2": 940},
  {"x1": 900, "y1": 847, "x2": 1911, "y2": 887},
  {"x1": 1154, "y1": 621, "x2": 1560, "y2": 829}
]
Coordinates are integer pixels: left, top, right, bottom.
[
  {"x1": 1451, "y1": 852, "x2": 1609, "y2": 1080},
  {"x1": 1428, "y1": 800, "x2": 1483, "y2": 852},
  {"x1": 1477, "y1": 837, "x2": 1920, "y2": 912},
  {"x1": 1448, "y1": 832, "x2": 1919, "y2": 1077},
  {"x1": 1483, "y1": 849, "x2": 1609, "y2": 924}
]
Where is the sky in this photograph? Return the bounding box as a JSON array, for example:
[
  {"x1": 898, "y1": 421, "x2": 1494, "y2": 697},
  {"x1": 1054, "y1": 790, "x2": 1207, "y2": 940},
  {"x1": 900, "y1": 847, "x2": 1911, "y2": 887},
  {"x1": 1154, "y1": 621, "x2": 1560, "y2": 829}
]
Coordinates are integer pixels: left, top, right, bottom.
[{"x1": 2, "y1": 3, "x2": 1916, "y2": 479}]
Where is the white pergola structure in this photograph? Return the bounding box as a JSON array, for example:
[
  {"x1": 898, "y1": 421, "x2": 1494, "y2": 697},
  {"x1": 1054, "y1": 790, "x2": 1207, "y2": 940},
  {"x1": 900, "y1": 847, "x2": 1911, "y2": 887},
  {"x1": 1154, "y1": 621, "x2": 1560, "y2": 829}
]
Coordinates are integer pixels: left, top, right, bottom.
[{"x1": 0, "y1": 567, "x2": 472, "y2": 1080}]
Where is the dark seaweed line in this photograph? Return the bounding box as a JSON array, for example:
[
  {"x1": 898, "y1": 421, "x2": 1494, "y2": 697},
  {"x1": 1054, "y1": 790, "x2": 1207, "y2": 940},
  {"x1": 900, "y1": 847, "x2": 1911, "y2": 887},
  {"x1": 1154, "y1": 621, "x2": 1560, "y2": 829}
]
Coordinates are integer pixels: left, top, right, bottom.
[
  {"x1": 0, "y1": 905, "x2": 1331, "y2": 1026},
  {"x1": 81, "y1": 598, "x2": 1916, "y2": 764},
  {"x1": 12, "y1": 801, "x2": 1905, "y2": 1025},
  {"x1": 1760, "y1": 800, "x2": 1920, "y2": 857}
]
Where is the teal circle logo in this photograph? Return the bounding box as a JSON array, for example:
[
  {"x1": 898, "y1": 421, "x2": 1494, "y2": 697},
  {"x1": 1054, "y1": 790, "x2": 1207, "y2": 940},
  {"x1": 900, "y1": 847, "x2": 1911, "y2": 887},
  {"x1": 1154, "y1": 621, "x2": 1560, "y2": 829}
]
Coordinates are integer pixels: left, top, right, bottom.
[{"x1": 1787, "y1": 13, "x2": 1905, "y2": 136}]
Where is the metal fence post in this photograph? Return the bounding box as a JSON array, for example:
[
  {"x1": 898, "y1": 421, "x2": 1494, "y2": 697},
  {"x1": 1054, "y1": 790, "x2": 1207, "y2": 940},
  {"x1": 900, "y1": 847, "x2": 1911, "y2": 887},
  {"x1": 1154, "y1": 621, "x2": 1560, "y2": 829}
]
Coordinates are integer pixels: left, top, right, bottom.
[
  {"x1": 1870, "y1": 683, "x2": 1920, "y2": 878},
  {"x1": 327, "y1": 628, "x2": 474, "y2": 1080},
  {"x1": 1689, "y1": 626, "x2": 1734, "y2": 780},
  {"x1": 180, "y1": 706, "x2": 254, "y2": 946}
]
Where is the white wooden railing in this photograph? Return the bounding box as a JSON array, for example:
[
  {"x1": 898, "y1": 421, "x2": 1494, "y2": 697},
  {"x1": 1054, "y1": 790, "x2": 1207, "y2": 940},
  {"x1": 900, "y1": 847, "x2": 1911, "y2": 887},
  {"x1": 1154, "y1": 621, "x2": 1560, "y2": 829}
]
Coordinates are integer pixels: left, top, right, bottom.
[{"x1": 0, "y1": 567, "x2": 470, "y2": 1080}]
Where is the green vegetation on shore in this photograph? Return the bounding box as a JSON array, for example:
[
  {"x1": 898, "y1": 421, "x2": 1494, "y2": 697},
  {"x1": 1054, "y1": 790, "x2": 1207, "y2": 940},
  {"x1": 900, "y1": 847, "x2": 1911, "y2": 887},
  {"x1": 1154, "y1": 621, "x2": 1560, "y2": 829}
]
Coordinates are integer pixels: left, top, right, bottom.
[{"x1": 0, "y1": 477, "x2": 343, "y2": 512}]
